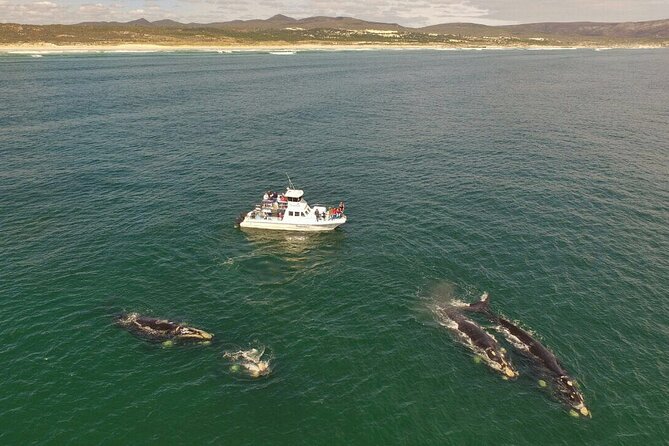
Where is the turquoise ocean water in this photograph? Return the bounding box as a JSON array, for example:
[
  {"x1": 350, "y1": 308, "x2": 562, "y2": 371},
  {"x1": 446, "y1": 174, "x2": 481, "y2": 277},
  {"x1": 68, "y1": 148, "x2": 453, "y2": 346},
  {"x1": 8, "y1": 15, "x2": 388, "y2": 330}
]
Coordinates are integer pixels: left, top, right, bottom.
[{"x1": 1, "y1": 49, "x2": 668, "y2": 444}]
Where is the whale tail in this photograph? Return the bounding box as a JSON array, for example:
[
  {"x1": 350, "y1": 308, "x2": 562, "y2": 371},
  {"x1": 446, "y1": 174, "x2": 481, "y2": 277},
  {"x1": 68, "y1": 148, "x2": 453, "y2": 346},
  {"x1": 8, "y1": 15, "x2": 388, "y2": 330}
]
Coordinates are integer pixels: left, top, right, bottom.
[{"x1": 467, "y1": 292, "x2": 493, "y2": 315}]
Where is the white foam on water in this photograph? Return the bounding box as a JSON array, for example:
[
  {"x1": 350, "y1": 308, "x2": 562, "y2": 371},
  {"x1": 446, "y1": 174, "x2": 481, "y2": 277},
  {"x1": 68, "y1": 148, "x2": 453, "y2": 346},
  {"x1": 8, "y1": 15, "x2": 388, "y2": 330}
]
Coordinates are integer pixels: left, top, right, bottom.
[
  {"x1": 526, "y1": 47, "x2": 578, "y2": 51},
  {"x1": 103, "y1": 50, "x2": 161, "y2": 53},
  {"x1": 223, "y1": 344, "x2": 272, "y2": 378},
  {"x1": 437, "y1": 317, "x2": 458, "y2": 330},
  {"x1": 9, "y1": 50, "x2": 65, "y2": 55},
  {"x1": 496, "y1": 325, "x2": 529, "y2": 353}
]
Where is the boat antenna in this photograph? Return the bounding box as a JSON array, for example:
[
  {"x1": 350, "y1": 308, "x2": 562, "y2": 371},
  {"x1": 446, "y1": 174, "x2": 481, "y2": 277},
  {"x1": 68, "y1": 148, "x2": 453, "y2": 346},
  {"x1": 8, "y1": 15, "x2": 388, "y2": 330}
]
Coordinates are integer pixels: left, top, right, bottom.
[{"x1": 286, "y1": 173, "x2": 295, "y2": 190}]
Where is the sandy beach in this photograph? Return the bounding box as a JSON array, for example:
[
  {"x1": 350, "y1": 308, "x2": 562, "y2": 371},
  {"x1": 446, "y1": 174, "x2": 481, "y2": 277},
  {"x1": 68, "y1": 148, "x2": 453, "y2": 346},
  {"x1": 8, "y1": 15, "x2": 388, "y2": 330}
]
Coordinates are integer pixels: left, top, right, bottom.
[{"x1": 1, "y1": 42, "x2": 665, "y2": 54}]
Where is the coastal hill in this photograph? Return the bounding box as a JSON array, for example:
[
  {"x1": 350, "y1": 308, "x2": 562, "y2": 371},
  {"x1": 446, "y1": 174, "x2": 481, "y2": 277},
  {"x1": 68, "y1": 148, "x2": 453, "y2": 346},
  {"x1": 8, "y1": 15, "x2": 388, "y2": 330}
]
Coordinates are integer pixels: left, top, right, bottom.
[
  {"x1": 81, "y1": 15, "x2": 669, "y2": 38},
  {"x1": 2, "y1": 15, "x2": 668, "y2": 47},
  {"x1": 421, "y1": 19, "x2": 669, "y2": 38}
]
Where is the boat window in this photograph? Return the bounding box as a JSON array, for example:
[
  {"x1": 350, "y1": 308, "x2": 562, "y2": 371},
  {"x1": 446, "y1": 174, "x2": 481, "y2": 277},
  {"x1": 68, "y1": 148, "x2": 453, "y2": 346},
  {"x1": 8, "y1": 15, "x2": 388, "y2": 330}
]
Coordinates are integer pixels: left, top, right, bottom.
[{"x1": 301, "y1": 212, "x2": 305, "y2": 217}]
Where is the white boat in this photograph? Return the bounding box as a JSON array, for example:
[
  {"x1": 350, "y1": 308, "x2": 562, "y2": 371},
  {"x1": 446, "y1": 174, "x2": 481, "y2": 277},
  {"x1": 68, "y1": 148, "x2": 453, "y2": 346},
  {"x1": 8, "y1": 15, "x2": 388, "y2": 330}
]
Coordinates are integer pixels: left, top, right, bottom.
[
  {"x1": 269, "y1": 51, "x2": 296, "y2": 55},
  {"x1": 237, "y1": 181, "x2": 347, "y2": 232}
]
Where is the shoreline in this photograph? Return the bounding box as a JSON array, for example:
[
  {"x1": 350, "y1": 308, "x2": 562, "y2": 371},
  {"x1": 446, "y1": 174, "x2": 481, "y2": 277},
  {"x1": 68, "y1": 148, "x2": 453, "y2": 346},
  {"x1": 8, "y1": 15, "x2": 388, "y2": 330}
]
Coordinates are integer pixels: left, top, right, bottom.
[{"x1": 1, "y1": 42, "x2": 666, "y2": 54}]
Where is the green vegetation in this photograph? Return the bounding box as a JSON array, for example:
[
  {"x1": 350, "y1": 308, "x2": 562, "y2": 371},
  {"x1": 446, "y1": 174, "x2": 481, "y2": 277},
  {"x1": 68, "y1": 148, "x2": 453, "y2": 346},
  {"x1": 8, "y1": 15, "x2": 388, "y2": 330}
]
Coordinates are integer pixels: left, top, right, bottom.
[{"x1": 1, "y1": 21, "x2": 667, "y2": 47}]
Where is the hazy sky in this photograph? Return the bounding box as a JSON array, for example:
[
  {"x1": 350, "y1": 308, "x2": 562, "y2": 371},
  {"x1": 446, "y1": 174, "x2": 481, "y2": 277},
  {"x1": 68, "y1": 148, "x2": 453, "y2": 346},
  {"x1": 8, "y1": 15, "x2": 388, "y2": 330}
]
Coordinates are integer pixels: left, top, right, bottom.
[{"x1": 1, "y1": 0, "x2": 668, "y2": 26}]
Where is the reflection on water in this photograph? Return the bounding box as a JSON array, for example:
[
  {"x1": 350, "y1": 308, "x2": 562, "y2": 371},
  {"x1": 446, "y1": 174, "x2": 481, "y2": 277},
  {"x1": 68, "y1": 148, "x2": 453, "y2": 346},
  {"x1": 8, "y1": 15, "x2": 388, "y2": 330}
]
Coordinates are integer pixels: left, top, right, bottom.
[
  {"x1": 219, "y1": 229, "x2": 348, "y2": 287},
  {"x1": 242, "y1": 229, "x2": 346, "y2": 260}
]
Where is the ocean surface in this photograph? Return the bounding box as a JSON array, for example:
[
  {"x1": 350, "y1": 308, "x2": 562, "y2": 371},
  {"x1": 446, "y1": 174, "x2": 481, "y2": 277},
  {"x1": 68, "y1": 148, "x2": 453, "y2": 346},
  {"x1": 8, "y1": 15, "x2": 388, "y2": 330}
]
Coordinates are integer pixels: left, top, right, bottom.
[{"x1": 1, "y1": 48, "x2": 668, "y2": 445}]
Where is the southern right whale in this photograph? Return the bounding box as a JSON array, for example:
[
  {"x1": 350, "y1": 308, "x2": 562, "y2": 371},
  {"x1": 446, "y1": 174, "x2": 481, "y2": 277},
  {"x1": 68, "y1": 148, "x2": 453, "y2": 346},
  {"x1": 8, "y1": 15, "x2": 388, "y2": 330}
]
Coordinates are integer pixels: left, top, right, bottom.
[
  {"x1": 116, "y1": 313, "x2": 214, "y2": 343},
  {"x1": 223, "y1": 347, "x2": 271, "y2": 378},
  {"x1": 436, "y1": 304, "x2": 518, "y2": 379},
  {"x1": 468, "y1": 293, "x2": 590, "y2": 417}
]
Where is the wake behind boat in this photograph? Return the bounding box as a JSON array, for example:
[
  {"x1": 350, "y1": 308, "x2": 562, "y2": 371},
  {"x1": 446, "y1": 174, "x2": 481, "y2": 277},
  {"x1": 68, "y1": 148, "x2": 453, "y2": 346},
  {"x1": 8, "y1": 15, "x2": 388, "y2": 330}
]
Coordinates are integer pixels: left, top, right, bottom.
[{"x1": 237, "y1": 179, "x2": 347, "y2": 232}]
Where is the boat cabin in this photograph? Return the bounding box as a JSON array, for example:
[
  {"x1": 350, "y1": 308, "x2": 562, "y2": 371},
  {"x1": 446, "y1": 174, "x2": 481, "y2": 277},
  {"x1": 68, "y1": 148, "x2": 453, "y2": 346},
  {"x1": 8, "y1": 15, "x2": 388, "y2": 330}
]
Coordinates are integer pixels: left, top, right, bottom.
[{"x1": 284, "y1": 189, "x2": 304, "y2": 202}]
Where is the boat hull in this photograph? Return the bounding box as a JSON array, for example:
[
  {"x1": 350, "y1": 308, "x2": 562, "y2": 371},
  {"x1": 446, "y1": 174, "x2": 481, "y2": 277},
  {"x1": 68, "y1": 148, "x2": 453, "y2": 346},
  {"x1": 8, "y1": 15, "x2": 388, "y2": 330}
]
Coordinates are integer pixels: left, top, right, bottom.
[{"x1": 239, "y1": 216, "x2": 346, "y2": 232}]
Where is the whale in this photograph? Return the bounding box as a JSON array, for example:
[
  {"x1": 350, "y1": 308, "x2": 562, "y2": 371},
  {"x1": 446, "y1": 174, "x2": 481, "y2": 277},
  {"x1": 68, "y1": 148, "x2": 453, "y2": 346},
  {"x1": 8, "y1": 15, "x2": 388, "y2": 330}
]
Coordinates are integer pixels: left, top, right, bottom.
[
  {"x1": 116, "y1": 313, "x2": 213, "y2": 343},
  {"x1": 436, "y1": 304, "x2": 518, "y2": 379},
  {"x1": 224, "y1": 347, "x2": 271, "y2": 378},
  {"x1": 468, "y1": 293, "x2": 590, "y2": 417}
]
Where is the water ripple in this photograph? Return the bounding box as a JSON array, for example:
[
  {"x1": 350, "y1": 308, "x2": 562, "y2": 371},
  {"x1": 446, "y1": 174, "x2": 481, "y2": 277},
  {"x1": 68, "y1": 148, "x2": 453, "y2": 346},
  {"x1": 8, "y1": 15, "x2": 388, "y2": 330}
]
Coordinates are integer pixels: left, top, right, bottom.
[{"x1": 1, "y1": 49, "x2": 668, "y2": 444}]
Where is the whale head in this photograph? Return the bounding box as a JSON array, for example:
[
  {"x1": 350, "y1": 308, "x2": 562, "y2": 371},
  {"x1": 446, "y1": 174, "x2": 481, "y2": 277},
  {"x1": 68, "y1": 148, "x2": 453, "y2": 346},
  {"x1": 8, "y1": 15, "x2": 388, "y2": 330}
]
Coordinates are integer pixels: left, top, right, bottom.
[
  {"x1": 116, "y1": 312, "x2": 139, "y2": 326},
  {"x1": 484, "y1": 348, "x2": 519, "y2": 379},
  {"x1": 556, "y1": 376, "x2": 590, "y2": 417},
  {"x1": 175, "y1": 326, "x2": 214, "y2": 341}
]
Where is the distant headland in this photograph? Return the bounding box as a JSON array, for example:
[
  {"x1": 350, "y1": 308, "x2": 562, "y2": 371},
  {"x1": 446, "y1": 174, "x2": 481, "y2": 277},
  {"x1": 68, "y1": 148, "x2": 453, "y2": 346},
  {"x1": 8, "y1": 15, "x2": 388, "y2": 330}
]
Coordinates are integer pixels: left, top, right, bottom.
[{"x1": 1, "y1": 15, "x2": 668, "y2": 52}]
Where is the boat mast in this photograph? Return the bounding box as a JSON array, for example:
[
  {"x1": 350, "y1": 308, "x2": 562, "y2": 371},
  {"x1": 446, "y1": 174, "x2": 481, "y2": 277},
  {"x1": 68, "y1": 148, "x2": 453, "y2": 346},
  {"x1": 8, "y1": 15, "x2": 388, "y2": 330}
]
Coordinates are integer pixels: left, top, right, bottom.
[{"x1": 286, "y1": 173, "x2": 296, "y2": 190}]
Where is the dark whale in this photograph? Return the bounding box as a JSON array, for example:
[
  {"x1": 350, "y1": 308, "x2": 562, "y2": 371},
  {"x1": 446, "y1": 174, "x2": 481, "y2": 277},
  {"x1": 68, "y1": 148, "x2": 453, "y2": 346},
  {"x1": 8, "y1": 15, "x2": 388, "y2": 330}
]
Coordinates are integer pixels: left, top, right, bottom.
[
  {"x1": 436, "y1": 304, "x2": 518, "y2": 379},
  {"x1": 468, "y1": 293, "x2": 590, "y2": 417},
  {"x1": 116, "y1": 313, "x2": 214, "y2": 343}
]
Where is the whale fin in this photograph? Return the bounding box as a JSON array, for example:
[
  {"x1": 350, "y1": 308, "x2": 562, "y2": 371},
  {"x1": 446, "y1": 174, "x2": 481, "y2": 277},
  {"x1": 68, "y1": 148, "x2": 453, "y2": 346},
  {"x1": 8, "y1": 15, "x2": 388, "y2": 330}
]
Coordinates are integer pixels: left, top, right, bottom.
[{"x1": 467, "y1": 292, "x2": 492, "y2": 314}]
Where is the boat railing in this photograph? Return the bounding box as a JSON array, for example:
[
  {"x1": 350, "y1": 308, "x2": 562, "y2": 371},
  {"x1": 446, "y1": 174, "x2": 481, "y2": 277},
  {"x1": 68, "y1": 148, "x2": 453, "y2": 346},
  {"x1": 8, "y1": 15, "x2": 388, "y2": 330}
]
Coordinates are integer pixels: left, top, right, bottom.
[
  {"x1": 249, "y1": 212, "x2": 283, "y2": 222},
  {"x1": 316, "y1": 210, "x2": 345, "y2": 221},
  {"x1": 261, "y1": 199, "x2": 287, "y2": 209}
]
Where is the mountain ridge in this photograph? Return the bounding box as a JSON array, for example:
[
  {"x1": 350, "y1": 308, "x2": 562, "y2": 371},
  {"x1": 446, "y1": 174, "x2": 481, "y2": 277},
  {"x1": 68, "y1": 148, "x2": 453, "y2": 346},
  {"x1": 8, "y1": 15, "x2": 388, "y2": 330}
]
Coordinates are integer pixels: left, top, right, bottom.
[{"x1": 72, "y1": 15, "x2": 669, "y2": 38}]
